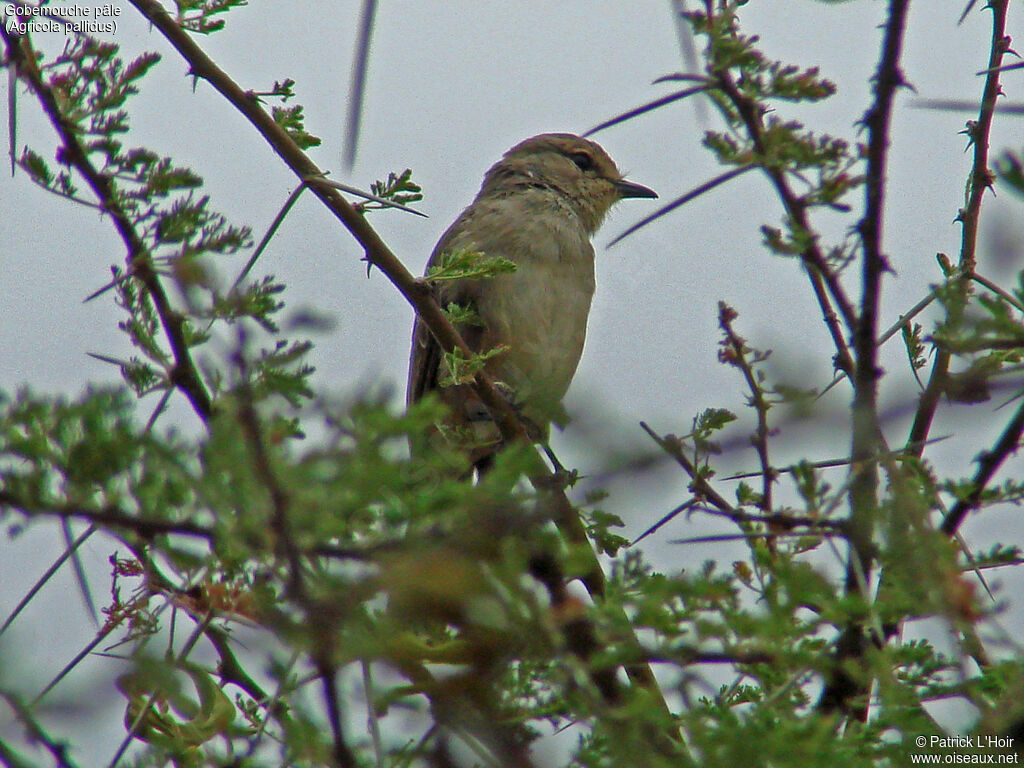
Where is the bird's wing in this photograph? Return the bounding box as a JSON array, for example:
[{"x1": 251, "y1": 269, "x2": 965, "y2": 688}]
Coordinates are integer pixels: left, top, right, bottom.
[
  {"x1": 406, "y1": 308, "x2": 442, "y2": 406},
  {"x1": 406, "y1": 215, "x2": 484, "y2": 407},
  {"x1": 406, "y1": 281, "x2": 487, "y2": 404}
]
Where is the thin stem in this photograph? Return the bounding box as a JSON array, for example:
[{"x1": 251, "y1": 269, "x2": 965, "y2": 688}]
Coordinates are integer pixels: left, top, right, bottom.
[
  {"x1": 818, "y1": 0, "x2": 913, "y2": 721},
  {"x1": 712, "y1": 68, "x2": 857, "y2": 376},
  {"x1": 906, "y1": 0, "x2": 1010, "y2": 457}
]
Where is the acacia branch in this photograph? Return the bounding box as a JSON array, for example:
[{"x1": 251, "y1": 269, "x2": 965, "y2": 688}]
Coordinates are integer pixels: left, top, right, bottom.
[
  {"x1": 941, "y1": 397, "x2": 1024, "y2": 535},
  {"x1": 640, "y1": 422, "x2": 742, "y2": 520},
  {"x1": 0, "y1": 492, "x2": 215, "y2": 540},
  {"x1": 0, "y1": 26, "x2": 213, "y2": 422},
  {"x1": 906, "y1": 0, "x2": 1010, "y2": 456},
  {"x1": 317, "y1": 664, "x2": 358, "y2": 768},
  {"x1": 711, "y1": 67, "x2": 858, "y2": 377},
  {"x1": 848, "y1": 0, "x2": 912, "y2": 604},
  {"x1": 718, "y1": 303, "x2": 774, "y2": 514},
  {"x1": 819, "y1": 0, "x2": 912, "y2": 721}
]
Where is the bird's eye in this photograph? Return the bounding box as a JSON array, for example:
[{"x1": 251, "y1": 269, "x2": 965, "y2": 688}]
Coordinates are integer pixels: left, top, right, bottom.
[{"x1": 570, "y1": 151, "x2": 594, "y2": 171}]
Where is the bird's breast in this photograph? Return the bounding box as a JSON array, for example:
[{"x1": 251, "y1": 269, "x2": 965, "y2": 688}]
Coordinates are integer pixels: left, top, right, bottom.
[{"x1": 479, "y1": 227, "x2": 596, "y2": 412}]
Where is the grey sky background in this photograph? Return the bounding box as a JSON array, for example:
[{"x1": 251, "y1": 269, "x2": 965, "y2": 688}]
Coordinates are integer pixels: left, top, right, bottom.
[{"x1": 3, "y1": 0, "x2": 1024, "y2": 757}]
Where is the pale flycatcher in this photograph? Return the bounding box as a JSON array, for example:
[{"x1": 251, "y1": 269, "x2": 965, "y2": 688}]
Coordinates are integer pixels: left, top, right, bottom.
[{"x1": 407, "y1": 133, "x2": 657, "y2": 471}]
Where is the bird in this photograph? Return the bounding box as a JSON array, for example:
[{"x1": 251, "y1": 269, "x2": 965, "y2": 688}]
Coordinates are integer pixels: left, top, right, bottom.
[{"x1": 407, "y1": 133, "x2": 657, "y2": 473}]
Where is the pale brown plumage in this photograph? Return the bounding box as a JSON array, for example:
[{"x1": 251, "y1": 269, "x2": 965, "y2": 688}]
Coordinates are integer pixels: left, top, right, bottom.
[{"x1": 407, "y1": 133, "x2": 656, "y2": 471}]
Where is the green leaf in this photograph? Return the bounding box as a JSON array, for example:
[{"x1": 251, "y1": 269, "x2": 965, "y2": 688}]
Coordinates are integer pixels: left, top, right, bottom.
[{"x1": 426, "y1": 248, "x2": 517, "y2": 282}]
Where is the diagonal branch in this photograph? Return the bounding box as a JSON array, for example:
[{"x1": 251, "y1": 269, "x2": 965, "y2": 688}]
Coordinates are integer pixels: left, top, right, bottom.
[
  {"x1": 1, "y1": 26, "x2": 213, "y2": 422},
  {"x1": 941, "y1": 397, "x2": 1024, "y2": 535},
  {"x1": 124, "y1": 0, "x2": 526, "y2": 449},
  {"x1": 342, "y1": 0, "x2": 378, "y2": 170},
  {"x1": 713, "y1": 70, "x2": 858, "y2": 378}
]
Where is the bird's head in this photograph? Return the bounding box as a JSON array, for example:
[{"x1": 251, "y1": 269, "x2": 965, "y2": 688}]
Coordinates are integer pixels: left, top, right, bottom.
[{"x1": 479, "y1": 133, "x2": 657, "y2": 234}]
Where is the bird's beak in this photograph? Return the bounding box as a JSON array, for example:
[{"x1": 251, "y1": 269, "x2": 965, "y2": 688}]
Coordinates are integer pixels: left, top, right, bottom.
[{"x1": 614, "y1": 179, "x2": 658, "y2": 199}]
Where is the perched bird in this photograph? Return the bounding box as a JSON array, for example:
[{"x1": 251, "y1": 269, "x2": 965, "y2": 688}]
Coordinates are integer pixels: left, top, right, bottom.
[{"x1": 407, "y1": 133, "x2": 656, "y2": 472}]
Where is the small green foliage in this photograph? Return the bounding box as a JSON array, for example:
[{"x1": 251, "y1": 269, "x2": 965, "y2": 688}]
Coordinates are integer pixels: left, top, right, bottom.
[
  {"x1": 439, "y1": 344, "x2": 509, "y2": 387},
  {"x1": 791, "y1": 461, "x2": 832, "y2": 518},
  {"x1": 964, "y1": 542, "x2": 1023, "y2": 571},
  {"x1": 118, "y1": 661, "x2": 245, "y2": 761},
  {"x1": 735, "y1": 481, "x2": 761, "y2": 506},
  {"x1": 687, "y1": 3, "x2": 863, "y2": 223},
  {"x1": 583, "y1": 508, "x2": 629, "y2": 557},
  {"x1": 693, "y1": 407, "x2": 738, "y2": 437},
  {"x1": 772, "y1": 383, "x2": 818, "y2": 414},
  {"x1": 174, "y1": 0, "x2": 248, "y2": 34},
  {"x1": 250, "y1": 339, "x2": 316, "y2": 407},
  {"x1": 357, "y1": 168, "x2": 424, "y2": 213},
  {"x1": 902, "y1": 321, "x2": 927, "y2": 373},
  {"x1": 271, "y1": 105, "x2": 321, "y2": 149},
  {"x1": 426, "y1": 247, "x2": 518, "y2": 282},
  {"x1": 0, "y1": 388, "x2": 144, "y2": 509},
  {"x1": 114, "y1": 267, "x2": 167, "y2": 366},
  {"x1": 266, "y1": 78, "x2": 296, "y2": 101},
  {"x1": 930, "y1": 275, "x2": 1024, "y2": 406},
  {"x1": 761, "y1": 220, "x2": 817, "y2": 257},
  {"x1": 121, "y1": 357, "x2": 161, "y2": 397},
  {"x1": 48, "y1": 41, "x2": 159, "y2": 125},
  {"x1": 441, "y1": 301, "x2": 482, "y2": 328},
  {"x1": 19, "y1": 148, "x2": 53, "y2": 187},
  {"x1": 687, "y1": 407, "x2": 736, "y2": 459},
  {"x1": 212, "y1": 275, "x2": 286, "y2": 332},
  {"x1": 765, "y1": 63, "x2": 836, "y2": 102}
]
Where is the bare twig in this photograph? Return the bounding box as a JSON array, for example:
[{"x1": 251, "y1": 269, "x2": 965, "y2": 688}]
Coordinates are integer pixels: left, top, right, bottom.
[
  {"x1": 631, "y1": 499, "x2": 698, "y2": 545},
  {"x1": 303, "y1": 174, "x2": 427, "y2": 217},
  {"x1": 608, "y1": 165, "x2": 753, "y2": 246},
  {"x1": 318, "y1": 664, "x2": 359, "y2": 768},
  {"x1": 906, "y1": 0, "x2": 1010, "y2": 458},
  {"x1": 0, "y1": 524, "x2": 96, "y2": 639},
  {"x1": 584, "y1": 84, "x2": 708, "y2": 137},
  {"x1": 0, "y1": 691, "x2": 81, "y2": 768}
]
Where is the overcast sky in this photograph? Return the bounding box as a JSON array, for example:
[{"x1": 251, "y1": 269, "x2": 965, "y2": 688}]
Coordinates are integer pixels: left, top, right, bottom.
[{"x1": 3, "y1": 0, "x2": 1024, "y2": 755}]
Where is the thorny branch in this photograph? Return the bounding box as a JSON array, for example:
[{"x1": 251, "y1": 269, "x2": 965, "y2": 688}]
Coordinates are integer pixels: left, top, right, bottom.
[
  {"x1": 907, "y1": 0, "x2": 1011, "y2": 458},
  {"x1": 0, "y1": 25, "x2": 213, "y2": 422},
  {"x1": 717, "y1": 303, "x2": 774, "y2": 515},
  {"x1": 818, "y1": 0, "x2": 913, "y2": 721},
  {"x1": 708, "y1": 48, "x2": 858, "y2": 377}
]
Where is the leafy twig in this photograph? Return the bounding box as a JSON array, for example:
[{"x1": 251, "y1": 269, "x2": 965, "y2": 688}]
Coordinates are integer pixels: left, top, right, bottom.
[{"x1": 0, "y1": 26, "x2": 213, "y2": 422}]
